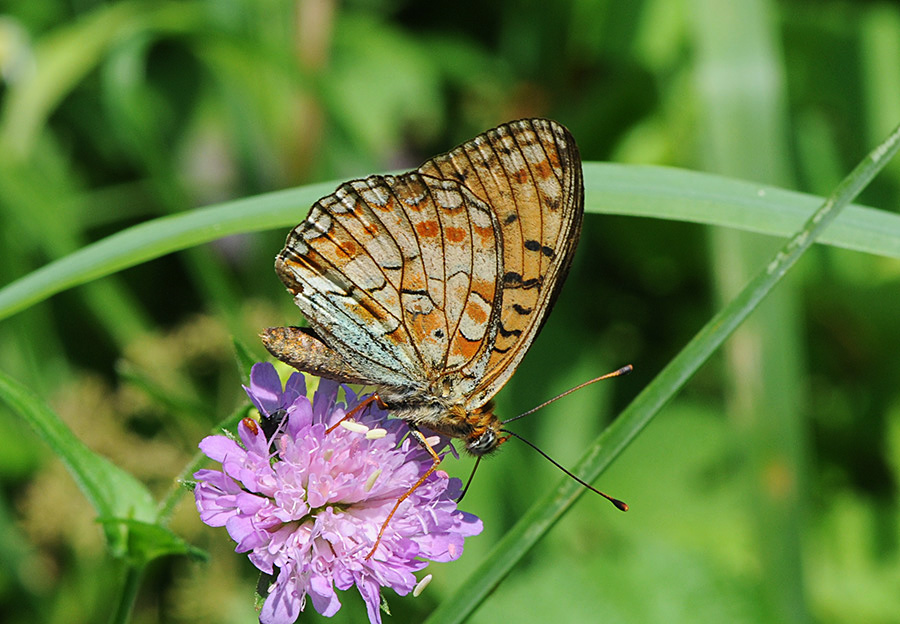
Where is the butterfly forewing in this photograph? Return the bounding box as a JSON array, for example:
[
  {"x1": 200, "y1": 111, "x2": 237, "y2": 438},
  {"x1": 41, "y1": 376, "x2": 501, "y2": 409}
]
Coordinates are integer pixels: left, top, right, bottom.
[{"x1": 417, "y1": 118, "x2": 584, "y2": 409}]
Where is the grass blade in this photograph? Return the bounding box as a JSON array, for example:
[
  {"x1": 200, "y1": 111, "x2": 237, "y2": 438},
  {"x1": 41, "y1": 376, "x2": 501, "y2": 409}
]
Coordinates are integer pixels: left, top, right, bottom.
[
  {"x1": 423, "y1": 122, "x2": 900, "y2": 624},
  {"x1": 3, "y1": 168, "x2": 900, "y2": 324}
]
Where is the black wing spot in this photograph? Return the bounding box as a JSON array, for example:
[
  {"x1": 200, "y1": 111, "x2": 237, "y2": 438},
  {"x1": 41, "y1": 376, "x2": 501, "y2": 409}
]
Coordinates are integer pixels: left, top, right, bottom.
[
  {"x1": 504, "y1": 212, "x2": 518, "y2": 225},
  {"x1": 503, "y1": 272, "x2": 523, "y2": 287},
  {"x1": 524, "y1": 240, "x2": 541, "y2": 252},
  {"x1": 498, "y1": 325, "x2": 523, "y2": 338},
  {"x1": 512, "y1": 303, "x2": 532, "y2": 315},
  {"x1": 541, "y1": 245, "x2": 555, "y2": 258},
  {"x1": 502, "y1": 272, "x2": 542, "y2": 290}
]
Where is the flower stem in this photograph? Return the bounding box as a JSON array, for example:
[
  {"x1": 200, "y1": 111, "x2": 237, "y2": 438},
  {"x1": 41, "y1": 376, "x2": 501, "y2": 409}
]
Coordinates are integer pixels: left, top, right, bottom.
[
  {"x1": 424, "y1": 121, "x2": 900, "y2": 624},
  {"x1": 107, "y1": 563, "x2": 145, "y2": 624}
]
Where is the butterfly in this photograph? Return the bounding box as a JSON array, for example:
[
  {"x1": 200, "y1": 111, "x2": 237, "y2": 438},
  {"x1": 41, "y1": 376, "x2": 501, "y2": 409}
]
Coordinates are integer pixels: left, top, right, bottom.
[{"x1": 262, "y1": 118, "x2": 584, "y2": 459}]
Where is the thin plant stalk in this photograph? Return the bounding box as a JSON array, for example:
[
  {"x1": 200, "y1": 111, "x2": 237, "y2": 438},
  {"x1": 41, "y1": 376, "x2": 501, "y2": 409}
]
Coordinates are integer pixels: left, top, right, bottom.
[{"x1": 423, "y1": 122, "x2": 900, "y2": 624}]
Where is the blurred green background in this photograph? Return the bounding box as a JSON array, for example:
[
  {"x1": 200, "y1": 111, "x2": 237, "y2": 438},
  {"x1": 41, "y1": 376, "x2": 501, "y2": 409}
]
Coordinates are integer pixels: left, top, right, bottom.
[{"x1": 1, "y1": 0, "x2": 899, "y2": 623}]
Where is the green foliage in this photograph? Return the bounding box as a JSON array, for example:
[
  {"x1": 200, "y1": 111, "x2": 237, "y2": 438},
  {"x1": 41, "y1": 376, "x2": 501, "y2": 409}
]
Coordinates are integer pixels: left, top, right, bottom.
[
  {"x1": 1, "y1": 1, "x2": 899, "y2": 623},
  {"x1": 0, "y1": 369, "x2": 158, "y2": 537}
]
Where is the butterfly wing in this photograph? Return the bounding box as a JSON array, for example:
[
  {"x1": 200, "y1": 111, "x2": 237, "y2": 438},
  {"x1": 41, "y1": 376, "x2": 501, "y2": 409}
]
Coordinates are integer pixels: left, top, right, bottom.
[
  {"x1": 417, "y1": 118, "x2": 584, "y2": 409},
  {"x1": 265, "y1": 118, "x2": 583, "y2": 418},
  {"x1": 266, "y1": 172, "x2": 502, "y2": 395},
  {"x1": 261, "y1": 326, "x2": 385, "y2": 386}
]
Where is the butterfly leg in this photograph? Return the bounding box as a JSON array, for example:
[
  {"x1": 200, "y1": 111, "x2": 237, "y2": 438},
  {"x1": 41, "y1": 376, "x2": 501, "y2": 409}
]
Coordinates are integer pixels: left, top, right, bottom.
[
  {"x1": 365, "y1": 426, "x2": 443, "y2": 560},
  {"x1": 325, "y1": 394, "x2": 388, "y2": 434}
]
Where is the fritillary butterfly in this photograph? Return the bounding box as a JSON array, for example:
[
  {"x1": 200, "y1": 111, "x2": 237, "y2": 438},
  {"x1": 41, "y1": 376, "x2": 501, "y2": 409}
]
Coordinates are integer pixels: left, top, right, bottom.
[
  {"x1": 262, "y1": 118, "x2": 592, "y2": 552},
  {"x1": 263, "y1": 118, "x2": 582, "y2": 450}
]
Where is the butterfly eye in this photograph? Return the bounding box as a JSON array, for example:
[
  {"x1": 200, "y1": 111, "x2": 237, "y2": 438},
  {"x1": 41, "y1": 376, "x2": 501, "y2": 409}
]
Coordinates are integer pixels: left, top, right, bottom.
[{"x1": 466, "y1": 429, "x2": 499, "y2": 456}]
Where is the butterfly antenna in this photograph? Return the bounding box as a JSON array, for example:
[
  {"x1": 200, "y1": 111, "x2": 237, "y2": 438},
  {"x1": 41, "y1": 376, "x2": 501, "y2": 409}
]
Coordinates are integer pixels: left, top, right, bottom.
[
  {"x1": 501, "y1": 429, "x2": 628, "y2": 511},
  {"x1": 501, "y1": 364, "x2": 633, "y2": 426},
  {"x1": 456, "y1": 456, "x2": 482, "y2": 503}
]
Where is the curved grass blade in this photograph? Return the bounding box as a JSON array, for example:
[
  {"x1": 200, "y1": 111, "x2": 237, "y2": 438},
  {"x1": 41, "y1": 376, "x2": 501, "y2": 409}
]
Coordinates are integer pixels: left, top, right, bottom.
[
  {"x1": 0, "y1": 181, "x2": 335, "y2": 321},
  {"x1": 3, "y1": 168, "x2": 900, "y2": 323},
  {"x1": 583, "y1": 162, "x2": 900, "y2": 257},
  {"x1": 423, "y1": 123, "x2": 900, "y2": 624}
]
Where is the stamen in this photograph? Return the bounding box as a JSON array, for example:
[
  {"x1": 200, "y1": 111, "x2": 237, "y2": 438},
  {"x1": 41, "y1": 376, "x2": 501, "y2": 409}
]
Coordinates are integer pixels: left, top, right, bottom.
[
  {"x1": 365, "y1": 468, "x2": 382, "y2": 492},
  {"x1": 413, "y1": 574, "x2": 433, "y2": 597},
  {"x1": 340, "y1": 420, "x2": 370, "y2": 434}
]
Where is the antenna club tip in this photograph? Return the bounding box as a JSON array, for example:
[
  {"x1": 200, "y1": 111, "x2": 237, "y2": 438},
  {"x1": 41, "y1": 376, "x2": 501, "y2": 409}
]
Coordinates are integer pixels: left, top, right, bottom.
[
  {"x1": 619, "y1": 364, "x2": 634, "y2": 375},
  {"x1": 612, "y1": 499, "x2": 629, "y2": 512}
]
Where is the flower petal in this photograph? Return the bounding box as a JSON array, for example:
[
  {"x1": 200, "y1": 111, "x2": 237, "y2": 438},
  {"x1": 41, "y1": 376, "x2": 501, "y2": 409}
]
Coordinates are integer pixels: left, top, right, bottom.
[
  {"x1": 260, "y1": 567, "x2": 302, "y2": 624},
  {"x1": 356, "y1": 577, "x2": 384, "y2": 624},
  {"x1": 282, "y1": 372, "x2": 307, "y2": 407},
  {"x1": 244, "y1": 362, "x2": 284, "y2": 417},
  {"x1": 308, "y1": 574, "x2": 341, "y2": 617},
  {"x1": 198, "y1": 435, "x2": 243, "y2": 463}
]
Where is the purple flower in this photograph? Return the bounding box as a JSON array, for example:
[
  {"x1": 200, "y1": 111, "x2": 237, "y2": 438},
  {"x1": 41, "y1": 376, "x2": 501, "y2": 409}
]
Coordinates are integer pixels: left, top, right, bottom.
[{"x1": 194, "y1": 363, "x2": 482, "y2": 624}]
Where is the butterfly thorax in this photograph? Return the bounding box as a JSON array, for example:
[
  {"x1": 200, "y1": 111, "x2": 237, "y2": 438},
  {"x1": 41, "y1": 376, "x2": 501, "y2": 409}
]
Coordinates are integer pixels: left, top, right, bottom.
[{"x1": 380, "y1": 389, "x2": 505, "y2": 456}]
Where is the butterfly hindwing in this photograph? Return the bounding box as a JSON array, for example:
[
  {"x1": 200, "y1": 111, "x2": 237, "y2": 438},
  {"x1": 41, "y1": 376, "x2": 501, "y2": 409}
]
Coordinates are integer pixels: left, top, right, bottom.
[
  {"x1": 269, "y1": 172, "x2": 503, "y2": 394},
  {"x1": 261, "y1": 326, "x2": 382, "y2": 387}
]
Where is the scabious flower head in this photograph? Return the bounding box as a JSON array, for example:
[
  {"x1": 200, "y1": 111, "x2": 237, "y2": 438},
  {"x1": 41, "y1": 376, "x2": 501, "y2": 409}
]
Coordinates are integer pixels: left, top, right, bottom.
[{"x1": 194, "y1": 362, "x2": 482, "y2": 624}]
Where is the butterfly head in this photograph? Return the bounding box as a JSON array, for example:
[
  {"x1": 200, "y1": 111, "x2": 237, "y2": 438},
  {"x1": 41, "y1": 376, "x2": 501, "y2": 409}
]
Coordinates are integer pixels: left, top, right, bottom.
[{"x1": 462, "y1": 402, "x2": 509, "y2": 456}]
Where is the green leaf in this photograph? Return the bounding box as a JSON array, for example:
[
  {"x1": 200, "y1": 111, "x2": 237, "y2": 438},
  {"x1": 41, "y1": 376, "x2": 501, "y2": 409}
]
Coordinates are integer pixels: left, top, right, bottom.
[
  {"x1": 0, "y1": 181, "x2": 335, "y2": 322},
  {"x1": 98, "y1": 518, "x2": 208, "y2": 566},
  {"x1": 583, "y1": 163, "x2": 900, "y2": 257},
  {"x1": 0, "y1": 370, "x2": 157, "y2": 551}
]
